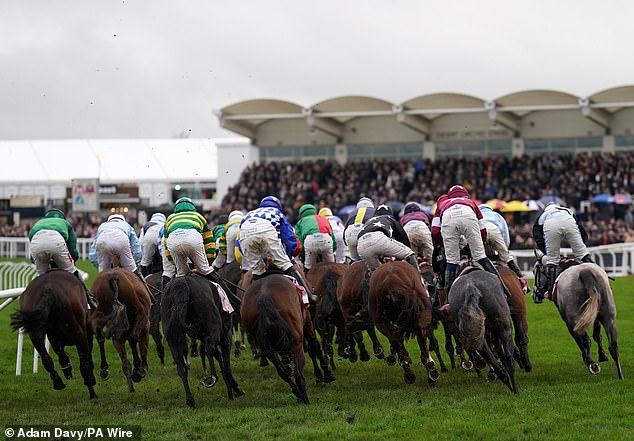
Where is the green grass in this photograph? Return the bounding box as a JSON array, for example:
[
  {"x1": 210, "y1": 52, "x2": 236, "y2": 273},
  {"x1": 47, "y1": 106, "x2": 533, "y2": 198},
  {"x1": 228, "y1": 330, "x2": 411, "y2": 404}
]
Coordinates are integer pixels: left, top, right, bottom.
[{"x1": 1, "y1": 266, "x2": 633, "y2": 440}]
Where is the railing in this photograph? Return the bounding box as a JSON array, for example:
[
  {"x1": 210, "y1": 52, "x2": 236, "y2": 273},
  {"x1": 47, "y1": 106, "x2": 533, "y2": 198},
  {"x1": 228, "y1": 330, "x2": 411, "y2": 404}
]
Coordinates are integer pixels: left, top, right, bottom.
[{"x1": 0, "y1": 237, "x2": 93, "y2": 260}]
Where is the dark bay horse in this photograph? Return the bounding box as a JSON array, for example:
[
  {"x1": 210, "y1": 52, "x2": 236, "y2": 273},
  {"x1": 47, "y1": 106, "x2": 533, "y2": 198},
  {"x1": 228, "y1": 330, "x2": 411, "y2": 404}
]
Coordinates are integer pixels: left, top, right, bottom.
[
  {"x1": 496, "y1": 264, "x2": 532, "y2": 372},
  {"x1": 161, "y1": 273, "x2": 244, "y2": 407},
  {"x1": 305, "y1": 262, "x2": 348, "y2": 369},
  {"x1": 11, "y1": 270, "x2": 97, "y2": 399},
  {"x1": 554, "y1": 263, "x2": 623, "y2": 379},
  {"x1": 241, "y1": 273, "x2": 335, "y2": 404},
  {"x1": 447, "y1": 269, "x2": 518, "y2": 393},
  {"x1": 368, "y1": 261, "x2": 440, "y2": 385},
  {"x1": 337, "y1": 261, "x2": 385, "y2": 362},
  {"x1": 91, "y1": 268, "x2": 151, "y2": 393},
  {"x1": 145, "y1": 271, "x2": 165, "y2": 364}
]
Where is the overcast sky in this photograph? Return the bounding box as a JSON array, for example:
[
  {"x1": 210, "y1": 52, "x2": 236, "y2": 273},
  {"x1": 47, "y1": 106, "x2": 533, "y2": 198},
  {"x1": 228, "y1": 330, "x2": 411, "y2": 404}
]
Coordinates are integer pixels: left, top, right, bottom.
[{"x1": 1, "y1": 0, "x2": 633, "y2": 140}]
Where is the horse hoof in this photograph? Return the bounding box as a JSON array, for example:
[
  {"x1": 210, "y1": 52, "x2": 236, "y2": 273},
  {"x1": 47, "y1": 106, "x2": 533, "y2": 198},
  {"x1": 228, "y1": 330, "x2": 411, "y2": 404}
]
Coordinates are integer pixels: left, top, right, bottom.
[
  {"x1": 474, "y1": 358, "x2": 487, "y2": 370},
  {"x1": 53, "y1": 381, "x2": 66, "y2": 391},
  {"x1": 599, "y1": 353, "x2": 609, "y2": 362},
  {"x1": 524, "y1": 363, "x2": 532, "y2": 373},
  {"x1": 403, "y1": 371, "x2": 416, "y2": 384},
  {"x1": 348, "y1": 352, "x2": 358, "y2": 363},
  {"x1": 589, "y1": 362, "x2": 601, "y2": 375},
  {"x1": 374, "y1": 347, "x2": 385, "y2": 359},
  {"x1": 487, "y1": 371, "x2": 497, "y2": 381},
  {"x1": 90, "y1": 393, "x2": 98, "y2": 400},
  {"x1": 186, "y1": 397, "x2": 196, "y2": 408},
  {"x1": 62, "y1": 365, "x2": 72, "y2": 380},
  {"x1": 428, "y1": 368, "x2": 440, "y2": 383},
  {"x1": 131, "y1": 371, "x2": 143, "y2": 383},
  {"x1": 234, "y1": 349, "x2": 241, "y2": 358},
  {"x1": 201, "y1": 374, "x2": 218, "y2": 388},
  {"x1": 461, "y1": 360, "x2": 474, "y2": 371},
  {"x1": 360, "y1": 351, "x2": 370, "y2": 362},
  {"x1": 234, "y1": 387, "x2": 245, "y2": 397},
  {"x1": 99, "y1": 369, "x2": 110, "y2": 381},
  {"x1": 338, "y1": 349, "x2": 348, "y2": 359},
  {"x1": 386, "y1": 355, "x2": 397, "y2": 366},
  {"x1": 318, "y1": 374, "x2": 336, "y2": 384},
  {"x1": 441, "y1": 365, "x2": 448, "y2": 373},
  {"x1": 259, "y1": 358, "x2": 269, "y2": 367}
]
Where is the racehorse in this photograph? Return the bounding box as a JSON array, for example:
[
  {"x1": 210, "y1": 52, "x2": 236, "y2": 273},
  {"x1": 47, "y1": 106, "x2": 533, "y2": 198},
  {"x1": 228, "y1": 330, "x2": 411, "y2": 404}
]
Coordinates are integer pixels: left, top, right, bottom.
[
  {"x1": 305, "y1": 262, "x2": 347, "y2": 370},
  {"x1": 368, "y1": 261, "x2": 440, "y2": 385},
  {"x1": 241, "y1": 272, "x2": 335, "y2": 404},
  {"x1": 11, "y1": 270, "x2": 97, "y2": 399},
  {"x1": 496, "y1": 264, "x2": 532, "y2": 372},
  {"x1": 337, "y1": 261, "x2": 385, "y2": 362},
  {"x1": 145, "y1": 271, "x2": 165, "y2": 364},
  {"x1": 447, "y1": 268, "x2": 518, "y2": 393},
  {"x1": 91, "y1": 268, "x2": 151, "y2": 393},
  {"x1": 161, "y1": 273, "x2": 244, "y2": 407},
  {"x1": 547, "y1": 261, "x2": 623, "y2": 379}
]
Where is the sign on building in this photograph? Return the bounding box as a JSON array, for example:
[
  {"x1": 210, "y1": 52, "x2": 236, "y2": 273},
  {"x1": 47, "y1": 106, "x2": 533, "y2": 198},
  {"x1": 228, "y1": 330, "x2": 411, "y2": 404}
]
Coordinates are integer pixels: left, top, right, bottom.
[{"x1": 72, "y1": 179, "x2": 99, "y2": 212}]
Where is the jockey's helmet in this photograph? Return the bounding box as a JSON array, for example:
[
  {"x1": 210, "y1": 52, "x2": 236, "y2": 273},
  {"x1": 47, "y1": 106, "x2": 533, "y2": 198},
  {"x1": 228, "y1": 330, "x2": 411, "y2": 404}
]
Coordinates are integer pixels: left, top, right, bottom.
[
  {"x1": 228, "y1": 210, "x2": 243, "y2": 220},
  {"x1": 108, "y1": 214, "x2": 126, "y2": 222},
  {"x1": 44, "y1": 208, "x2": 66, "y2": 219},
  {"x1": 260, "y1": 195, "x2": 283, "y2": 210},
  {"x1": 403, "y1": 202, "x2": 422, "y2": 214},
  {"x1": 448, "y1": 185, "x2": 469, "y2": 198},
  {"x1": 356, "y1": 197, "x2": 374, "y2": 209},
  {"x1": 375, "y1": 204, "x2": 393, "y2": 217},
  {"x1": 318, "y1": 207, "x2": 334, "y2": 217}
]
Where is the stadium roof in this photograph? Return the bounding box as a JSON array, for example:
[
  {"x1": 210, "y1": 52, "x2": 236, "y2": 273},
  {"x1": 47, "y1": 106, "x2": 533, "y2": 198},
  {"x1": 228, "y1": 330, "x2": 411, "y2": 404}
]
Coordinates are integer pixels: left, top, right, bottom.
[
  {"x1": 217, "y1": 86, "x2": 634, "y2": 142},
  {"x1": 0, "y1": 138, "x2": 218, "y2": 183}
]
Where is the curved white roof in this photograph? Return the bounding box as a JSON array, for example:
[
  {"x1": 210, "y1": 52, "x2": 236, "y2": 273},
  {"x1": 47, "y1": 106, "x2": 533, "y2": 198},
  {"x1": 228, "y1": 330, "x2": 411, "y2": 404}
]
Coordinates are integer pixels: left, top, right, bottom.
[{"x1": 0, "y1": 138, "x2": 218, "y2": 183}]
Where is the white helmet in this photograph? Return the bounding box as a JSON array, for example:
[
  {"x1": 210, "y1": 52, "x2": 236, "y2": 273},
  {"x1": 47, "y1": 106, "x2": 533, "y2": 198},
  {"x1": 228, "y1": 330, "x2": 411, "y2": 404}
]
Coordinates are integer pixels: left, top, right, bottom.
[
  {"x1": 108, "y1": 214, "x2": 125, "y2": 222},
  {"x1": 228, "y1": 210, "x2": 243, "y2": 220}
]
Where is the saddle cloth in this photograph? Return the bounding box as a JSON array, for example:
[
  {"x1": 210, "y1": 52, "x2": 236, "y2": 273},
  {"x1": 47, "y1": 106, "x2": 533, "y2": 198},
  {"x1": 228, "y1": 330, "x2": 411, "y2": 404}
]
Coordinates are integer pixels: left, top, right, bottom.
[
  {"x1": 282, "y1": 275, "x2": 309, "y2": 309},
  {"x1": 209, "y1": 282, "x2": 234, "y2": 314}
]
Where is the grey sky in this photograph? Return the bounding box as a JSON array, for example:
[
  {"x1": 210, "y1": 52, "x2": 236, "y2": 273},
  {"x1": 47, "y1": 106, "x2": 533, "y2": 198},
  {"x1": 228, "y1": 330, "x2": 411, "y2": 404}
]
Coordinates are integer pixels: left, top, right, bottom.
[{"x1": 1, "y1": 0, "x2": 633, "y2": 140}]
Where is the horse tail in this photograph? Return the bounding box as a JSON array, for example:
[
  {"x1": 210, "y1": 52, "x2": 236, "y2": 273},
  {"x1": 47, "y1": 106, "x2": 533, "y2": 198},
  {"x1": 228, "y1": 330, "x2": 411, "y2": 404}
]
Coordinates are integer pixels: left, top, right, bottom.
[
  {"x1": 317, "y1": 269, "x2": 340, "y2": 318},
  {"x1": 458, "y1": 282, "x2": 486, "y2": 351},
  {"x1": 105, "y1": 272, "x2": 130, "y2": 340},
  {"x1": 256, "y1": 295, "x2": 293, "y2": 355},
  {"x1": 393, "y1": 290, "x2": 423, "y2": 340},
  {"x1": 11, "y1": 288, "x2": 56, "y2": 334},
  {"x1": 574, "y1": 271, "x2": 601, "y2": 334},
  {"x1": 161, "y1": 279, "x2": 190, "y2": 351}
]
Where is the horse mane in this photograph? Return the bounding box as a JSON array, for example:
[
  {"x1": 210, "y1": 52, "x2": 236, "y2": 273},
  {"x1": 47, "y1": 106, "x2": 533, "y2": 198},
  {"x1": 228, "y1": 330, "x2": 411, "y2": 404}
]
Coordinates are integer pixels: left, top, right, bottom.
[{"x1": 458, "y1": 281, "x2": 486, "y2": 351}]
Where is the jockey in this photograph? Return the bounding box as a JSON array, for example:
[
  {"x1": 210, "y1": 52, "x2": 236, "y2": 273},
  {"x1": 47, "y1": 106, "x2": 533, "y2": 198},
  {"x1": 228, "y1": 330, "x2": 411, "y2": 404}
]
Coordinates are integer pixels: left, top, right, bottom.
[
  {"x1": 29, "y1": 208, "x2": 97, "y2": 309},
  {"x1": 211, "y1": 214, "x2": 228, "y2": 269},
  {"x1": 344, "y1": 197, "x2": 376, "y2": 261},
  {"x1": 221, "y1": 210, "x2": 244, "y2": 266},
  {"x1": 357, "y1": 204, "x2": 419, "y2": 273},
  {"x1": 318, "y1": 207, "x2": 346, "y2": 263},
  {"x1": 138, "y1": 212, "x2": 166, "y2": 276},
  {"x1": 163, "y1": 197, "x2": 240, "y2": 308},
  {"x1": 156, "y1": 224, "x2": 176, "y2": 291},
  {"x1": 532, "y1": 202, "x2": 593, "y2": 303},
  {"x1": 295, "y1": 204, "x2": 336, "y2": 271},
  {"x1": 90, "y1": 214, "x2": 143, "y2": 275},
  {"x1": 478, "y1": 204, "x2": 529, "y2": 292},
  {"x1": 239, "y1": 196, "x2": 311, "y2": 296},
  {"x1": 431, "y1": 185, "x2": 499, "y2": 294},
  {"x1": 400, "y1": 202, "x2": 433, "y2": 264}
]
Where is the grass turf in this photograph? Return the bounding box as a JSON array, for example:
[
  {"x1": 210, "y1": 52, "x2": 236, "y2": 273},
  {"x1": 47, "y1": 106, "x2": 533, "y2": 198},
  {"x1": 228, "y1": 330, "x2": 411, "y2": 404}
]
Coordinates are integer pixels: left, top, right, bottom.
[{"x1": 1, "y1": 263, "x2": 632, "y2": 440}]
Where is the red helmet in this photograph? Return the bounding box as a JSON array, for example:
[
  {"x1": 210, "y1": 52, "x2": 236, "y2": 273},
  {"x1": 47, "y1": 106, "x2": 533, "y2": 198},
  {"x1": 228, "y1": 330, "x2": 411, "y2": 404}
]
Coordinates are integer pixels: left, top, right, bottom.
[{"x1": 448, "y1": 185, "x2": 469, "y2": 198}]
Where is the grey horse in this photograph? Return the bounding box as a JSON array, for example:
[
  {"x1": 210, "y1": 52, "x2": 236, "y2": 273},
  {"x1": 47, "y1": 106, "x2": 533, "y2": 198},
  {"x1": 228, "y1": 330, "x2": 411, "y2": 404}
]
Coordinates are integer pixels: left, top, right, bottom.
[
  {"x1": 447, "y1": 269, "x2": 518, "y2": 393},
  {"x1": 553, "y1": 262, "x2": 623, "y2": 379}
]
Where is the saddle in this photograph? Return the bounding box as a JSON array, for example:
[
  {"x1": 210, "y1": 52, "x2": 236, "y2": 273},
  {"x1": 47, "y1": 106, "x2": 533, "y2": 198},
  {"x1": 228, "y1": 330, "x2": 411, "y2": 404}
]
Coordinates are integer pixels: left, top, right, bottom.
[{"x1": 257, "y1": 269, "x2": 309, "y2": 309}]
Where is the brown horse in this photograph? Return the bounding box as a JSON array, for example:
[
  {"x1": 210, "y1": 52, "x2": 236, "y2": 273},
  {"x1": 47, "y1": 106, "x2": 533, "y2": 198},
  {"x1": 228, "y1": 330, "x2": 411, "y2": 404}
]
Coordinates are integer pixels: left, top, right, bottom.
[
  {"x1": 11, "y1": 270, "x2": 97, "y2": 399},
  {"x1": 305, "y1": 262, "x2": 348, "y2": 370},
  {"x1": 337, "y1": 261, "x2": 385, "y2": 362},
  {"x1": 90, "y1": 268, "x2": 151, "y2": 393},
  {"x1": 241, "y1": 272, "x2": 335, "y2": 404},
  {"x1": 496, "y1": 264, "x2": 532, "y2": 372},
  {"x1": 145, "y1": 271, "x2": 165, "y2": 364},
  {"x1": 368, "y1": 261, "x2": 440, "y2": 384}
]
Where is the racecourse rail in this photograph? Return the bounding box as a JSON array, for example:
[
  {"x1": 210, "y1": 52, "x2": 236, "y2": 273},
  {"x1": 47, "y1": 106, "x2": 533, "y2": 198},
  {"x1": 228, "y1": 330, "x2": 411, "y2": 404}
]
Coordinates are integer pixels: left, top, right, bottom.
[{"x1": 1, "y1": 237, "x2": 633, "y2": 376}]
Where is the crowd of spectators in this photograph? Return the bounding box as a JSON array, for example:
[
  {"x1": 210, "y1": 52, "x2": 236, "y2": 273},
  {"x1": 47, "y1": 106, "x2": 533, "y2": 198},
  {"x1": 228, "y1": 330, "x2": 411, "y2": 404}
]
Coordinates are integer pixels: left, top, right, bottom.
[{"x1": 2, "y1": 152, "x2": 634, "y2": 249}]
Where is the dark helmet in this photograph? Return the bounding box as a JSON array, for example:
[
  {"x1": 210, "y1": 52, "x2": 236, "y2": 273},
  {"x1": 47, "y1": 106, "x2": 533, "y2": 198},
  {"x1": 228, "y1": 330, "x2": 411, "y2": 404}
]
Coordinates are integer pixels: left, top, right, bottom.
[
  {"x1": 260, "y1": 195, "x2": 283, "y2": 210},
  {"x1": 375, "y1": 204, "x2": 393, "y2": 217},
  {"x1": 44, "y1": 208, "x2": 65, "y2": 219},
  {"x1": 403, "y1": 202, "x2": 422, "y2": 214}
]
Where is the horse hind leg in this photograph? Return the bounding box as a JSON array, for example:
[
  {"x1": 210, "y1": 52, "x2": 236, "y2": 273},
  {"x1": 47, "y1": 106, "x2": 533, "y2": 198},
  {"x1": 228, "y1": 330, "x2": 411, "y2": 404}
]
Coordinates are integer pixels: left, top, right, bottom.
[
  {"x1": 566, "y1": 324, "x2": 599, "y2": 375},
  {"x1": 149, "y1": 307, "x2": 165, "y2": 365},
  {"x1": 51, "y1": 339, "x2": 73, "y2": 380},
  {"x1": 175, "y1": 350, "x2": 195, "y2": 408},
  {"x1": 129, "y1": 338, "x2": 146, "y2": 383},
  {"x1": 95, "y1": 328, "x2": 110, "y2": 381},
  {"x1": 32, "y1": 334, "x2": 66, "y2": 391},
  {"x1": 219, "y1": 324, "x2": 245, "y2": 398},
  {"x1": 354, "y1": 330, "x2": 371, "y2": 362},
  {"x1": 112, "y1": 339, "x2": 135, "y2": 392},
  {"x1": 366, "y1": 326, "x2": 385, "y2": 360},
  {"x1": 416, "y1": 331, "x2": 440, "y2": 384},
  {"x1": 293, "y1": 349, "x2": 310, "y2": 404},
  {"x1": 76, "y1": 334, "x2": 98, "y2": 399},
  {"x1": 427, "y1": 325, "x2": 447, "y2": 373},
  {"x1": 395, "y1": 341, "x2": 416, "y2": 384},
  {"x1": 306, "y1": 334, "x2": 335, "y2": 383},
  {"x1": 592, "y1": 321, "x2": 609, "y2": 362},
  {"x1": 602, "y1": 318, "x2": 623, "y2": 380}
]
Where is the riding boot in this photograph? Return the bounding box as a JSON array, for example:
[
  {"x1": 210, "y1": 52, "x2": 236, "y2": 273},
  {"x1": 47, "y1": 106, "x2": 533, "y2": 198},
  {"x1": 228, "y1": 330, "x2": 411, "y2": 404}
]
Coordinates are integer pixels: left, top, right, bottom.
[
  {"x1": 284, "y1": 267, "x2": 317, "y2": 304},
  {"x1": 74, "y1": 270, "x2": 98, "y2": 309},
  {"x1": 160, "y1": 275, "x2": 171, "y2": 292},
  {"x1": 477, "y1": 258, "x2": 512, "y2": 300},
  {"x1": 205, "y1": 270, "x2": 242, "y2": 310},
  {"x1": 545, "y1": 264, "x2": 557, "y2": 301},
  {"x1": 134, "y1": 268, "x2": 157, "y2": 305},
  {"x1": 581, "y1": 254, "x2": 594, "y2": 264},
  {"x1": 444, "y1": 263, "x2": 458, "y2": 298},
  {"x1": 139, "y1": 265, "x2": 150, "y2": 277},
  {"x1": 507, "y1": 259, "x2": 529, "y2": 294}
]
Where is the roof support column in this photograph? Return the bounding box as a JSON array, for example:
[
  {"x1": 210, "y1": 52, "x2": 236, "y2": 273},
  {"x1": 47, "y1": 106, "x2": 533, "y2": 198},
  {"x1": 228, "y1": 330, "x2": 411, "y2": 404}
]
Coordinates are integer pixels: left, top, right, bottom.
[
  {"x1": 335, "y1": 144, "x2": 347, "y2": 165},
  {"x1": 512, "y1": 138, "x2": 524, "y2": 158},
  {"x1": 423, "y1": 141, "x2": 435, "y2": 160},
  {"x1": 603, "y1": 135, "x2": 615, "y2": 153}
]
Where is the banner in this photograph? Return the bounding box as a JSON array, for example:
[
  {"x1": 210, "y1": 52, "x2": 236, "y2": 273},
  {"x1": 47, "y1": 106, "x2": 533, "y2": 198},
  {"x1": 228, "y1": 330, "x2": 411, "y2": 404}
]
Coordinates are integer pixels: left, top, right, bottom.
[{"x1": 72, "y1": 179, "x2": 99, "y2": 212}]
